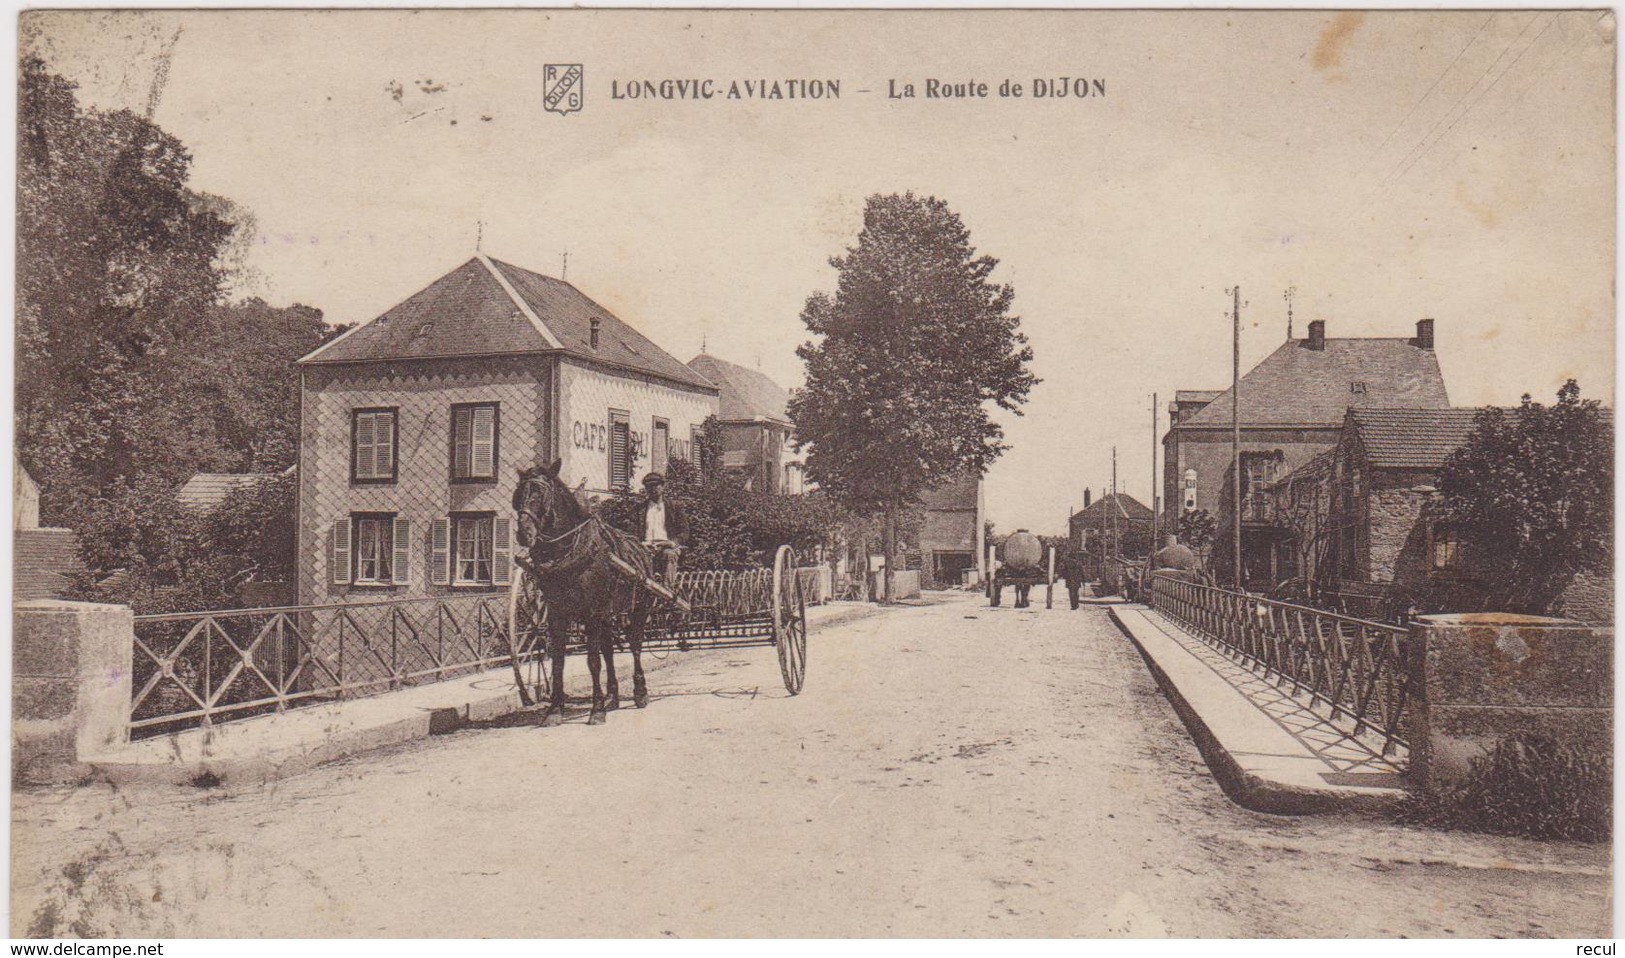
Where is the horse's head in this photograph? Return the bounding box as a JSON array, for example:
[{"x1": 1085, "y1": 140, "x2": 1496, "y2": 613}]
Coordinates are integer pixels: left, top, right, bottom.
[{"x1": 512, "y1": 458, "x2": 578, "y2": 551}]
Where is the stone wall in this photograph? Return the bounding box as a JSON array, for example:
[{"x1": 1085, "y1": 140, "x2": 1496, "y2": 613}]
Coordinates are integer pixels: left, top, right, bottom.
[
  {"x1": 1409, "y1": 612, "x2": 1612, "y2": 792},
  {"x1": 1364, "y1": 482, "x2": 1428, "y2": 585},
  {"x1": 14, "y1": 600, "x2": 133, "y2": 783}
]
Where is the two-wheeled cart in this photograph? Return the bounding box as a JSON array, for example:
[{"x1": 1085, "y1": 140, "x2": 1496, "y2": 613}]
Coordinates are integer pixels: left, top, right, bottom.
[{"x1": 507, "y1": 544, "x2": 810, "y2": 702}]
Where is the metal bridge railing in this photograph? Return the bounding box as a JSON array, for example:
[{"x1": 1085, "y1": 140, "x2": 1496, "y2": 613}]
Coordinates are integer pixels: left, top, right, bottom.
[
  {"x1": 130, "y1": 593, "x2": 512, "y2": 739},
  {"x1": 1147, "y1": 572, "x2": 1414, "y2": 755}
]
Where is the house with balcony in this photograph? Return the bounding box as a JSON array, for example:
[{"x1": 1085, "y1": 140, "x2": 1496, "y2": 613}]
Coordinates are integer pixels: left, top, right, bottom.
[
  {"x1": 294, "y1": 254, "x2": 719, "y2": 607},
  {"x1": 1161, "y1": 318, "x2": 1450, "y2": 589},
  {"x1": 686, "y1": 353, "x2": 805, "y2": 495}
]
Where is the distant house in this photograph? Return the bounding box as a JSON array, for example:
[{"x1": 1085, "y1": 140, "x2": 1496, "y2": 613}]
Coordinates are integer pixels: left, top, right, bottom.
[
  {"x1": 176, "y1": 471, "x2": 283, "y2": 511},
  {"x1": 1269, "y1": 406, "x2": 1612, "y2": 624},
  {"x1": 1069, "y1": 491, "x2": 1154, "y2": 565},
  {"x1": 686, "y1": 353, "x2": 805, "y2": 494},
  {"x1": 14, "y1": 465, "x2": 82, "y2": 601},
  {"x1": 1163, "y1": 318, "x2": 1449, "y2": 589},
  {"x1": 917, "y1": 474, "x2": 984, "y2": 588},
  {"x1": 294, "y1": 254, "x2": 719, "y2": 608}
]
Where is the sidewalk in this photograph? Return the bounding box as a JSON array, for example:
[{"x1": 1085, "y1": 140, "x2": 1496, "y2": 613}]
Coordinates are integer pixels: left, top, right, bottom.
[
  {"x1": 70, "y1": 600, "x2": 883, "y2": 789},
  {"x1": 1109, "y1": 603, "x2": 1406, "y2": 815}
]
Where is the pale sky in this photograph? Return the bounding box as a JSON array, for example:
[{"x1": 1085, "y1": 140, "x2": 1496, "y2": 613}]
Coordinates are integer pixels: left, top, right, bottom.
[{"x1": 23, "y1": 9, "x2": 1617, "y2": 534}]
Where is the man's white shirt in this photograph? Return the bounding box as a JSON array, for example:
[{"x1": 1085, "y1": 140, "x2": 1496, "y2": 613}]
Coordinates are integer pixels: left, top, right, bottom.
[{"x1": 645, "y1": 499, "x2": 668, "y2": 543}]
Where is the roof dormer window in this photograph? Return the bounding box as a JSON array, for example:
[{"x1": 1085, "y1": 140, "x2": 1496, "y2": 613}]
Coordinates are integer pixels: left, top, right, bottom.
[{"x1": 590, "y1": 318, "x2": 601, "y2": 350}]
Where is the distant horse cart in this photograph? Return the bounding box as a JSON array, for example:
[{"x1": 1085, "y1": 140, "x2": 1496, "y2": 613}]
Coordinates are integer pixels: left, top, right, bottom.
[
  {"x1": 509, "y1": 462, "x2": 809, "y2": 725},
  {"x1": 987, "y1": 530, "x2": 1057, "y2": 608}
]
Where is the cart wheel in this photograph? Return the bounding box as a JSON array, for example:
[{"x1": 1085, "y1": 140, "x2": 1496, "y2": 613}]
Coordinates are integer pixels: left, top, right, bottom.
[
  {"x1": 508, "y1": 569, "x2": 551, "y2": 706},
  {"x1": 772, "y1": 545, "x2": 808, "y2": 695}
]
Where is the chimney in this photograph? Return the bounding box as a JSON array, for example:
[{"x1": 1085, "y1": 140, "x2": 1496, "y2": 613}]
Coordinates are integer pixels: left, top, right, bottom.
[
  {"x1": 1414, "y1": 318, "x2": 1435, "y2": 350},
  {"x1": 1084, "y1": 488, "x2": 1092, "y2": 508},
  {"x1": 1306, "y1": 319, "x2": 1325, "y2": 351},
  {"x1": 589, "y1": 318, "x2": 602, "y2": 350}
]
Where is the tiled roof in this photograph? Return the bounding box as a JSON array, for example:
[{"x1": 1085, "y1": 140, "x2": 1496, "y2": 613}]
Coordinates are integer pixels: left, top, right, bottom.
[
  {"x1": 15, "y1": 528, "x2": 82, "y2": 600},
  {"x1": 919, "y1": 475, "x2": 980, "y2": 511},
  {"x1": 1183, "y1": 335, "x2": 1449, "y2": 427},
  {"x1": 1071, "y1": 493, "x2": 1153, "y2": 523},
  {"x1": 299, "y1": 256, "x2": 716, "y2": 391},
  {"x1": 687, "y1": 354, "x2": 791, "y2": 423},
  {"x1": 1175, "y1": 390, "x2": 1223, "y2": 403},
  {"x1": 1348, "y1": 407, "x2": 1613, "y2": 469},
  {"x1": 177, "y1": 473, "x2": 279, "y2": 510}
]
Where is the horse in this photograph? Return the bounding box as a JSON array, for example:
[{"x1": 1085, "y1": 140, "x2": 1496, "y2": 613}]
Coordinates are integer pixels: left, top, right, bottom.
[{"x1": 511, "y1": 459, "x2": 656, "y2": 726}]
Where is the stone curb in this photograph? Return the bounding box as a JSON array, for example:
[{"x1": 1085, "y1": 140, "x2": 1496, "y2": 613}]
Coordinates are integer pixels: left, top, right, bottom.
[
  {"x1": 56, "y1": 601, "x2": 886, "y2": 790},
  {"x1": 1107, "y1": 604, "x2": 1405, "y2": 816}
]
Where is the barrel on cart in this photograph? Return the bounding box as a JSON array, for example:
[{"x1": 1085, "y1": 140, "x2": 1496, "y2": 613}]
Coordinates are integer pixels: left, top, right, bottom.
[{"x1": 988, "y1": 530, "x2": 1058, "y2": 608}]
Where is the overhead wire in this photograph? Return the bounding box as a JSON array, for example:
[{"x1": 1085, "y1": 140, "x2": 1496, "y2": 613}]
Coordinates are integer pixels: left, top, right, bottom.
[
  {"x1": 1398, "y1": 11, "x2": 1563, "y2": 180},
  {"x1": 1386, "y1": 11, "x2": 1544, "y2": 182}
]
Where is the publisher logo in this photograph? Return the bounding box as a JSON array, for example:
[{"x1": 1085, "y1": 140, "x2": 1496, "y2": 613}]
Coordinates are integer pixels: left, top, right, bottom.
[{"x1": 545, "y1": 64, "x2": 584, "y2": 116}]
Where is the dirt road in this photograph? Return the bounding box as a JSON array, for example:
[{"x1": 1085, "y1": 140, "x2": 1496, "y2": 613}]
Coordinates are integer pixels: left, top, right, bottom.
[{"x1": 12, "y1": 593, "x2": 1611, "y2": 937}]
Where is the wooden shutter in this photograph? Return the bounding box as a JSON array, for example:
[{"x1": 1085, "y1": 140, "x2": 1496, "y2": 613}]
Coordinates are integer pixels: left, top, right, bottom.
[
  {"x1": 391, "y1": 516, "x2": 411, "y2": 585},
  {"x1": 652, "y1": 420, "x2": 669, "y2": 474},
  {"x1": 472, "y1": 406, "x2": 496, "y2": 478},
  {"x1": 452, "y1": 407, "x2": 471, "y2": 478},
  {"x1": 375, "y1": 414, "x2": 395, "y2": 478},
  {"x1": 609, "y1": 415, "x2": 630, "y2": 490},
  {"x1": 331, "y1": 520, "x2": 352, "y2": 585},
  {"x1": 355, "y1": 414, "x2": 376, "y2": 479},
  {"x1": 492, "y1": 517, "x2": 513, "y2": 586},
  {"x1": 431, "y1": 517, "x2": 451, "y2": 586}
]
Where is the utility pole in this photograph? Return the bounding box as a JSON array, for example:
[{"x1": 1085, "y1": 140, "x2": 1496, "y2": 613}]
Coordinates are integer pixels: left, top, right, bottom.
[
  {"x1": 561, "y1": 251, "x2": 569, "y2": 281},
  {"x1": 1150, "y1": 392, "x2": 1159, "y2": 555},
  {"x1": 1231, "y1": 285, "x2": 1243, "y2": 591},
  {"x1": 1110, "y1": 445, "x2": 1119, "y2": 567}
]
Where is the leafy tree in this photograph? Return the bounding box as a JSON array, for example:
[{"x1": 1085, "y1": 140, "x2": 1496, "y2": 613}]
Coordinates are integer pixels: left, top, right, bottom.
[
  {"x1": 18, "y1": 59, "x2": 328, "y2": 604},
  {"x1": 788, "y1": 192, "x2": 1036, "y2": 600},
  {"x1": 1178, "y1": 509, "x2": 1217, "y2": 556},
  {"x1": 18, "y1": 60, "x2": 327, "y2": 510},
  {"x1": 598, "y1": 417, "x2": 849, "y2": 570},
  {"x1": 1438, "y1": 380, "x2": 1612, "y2": 615},
  {"x1": 70, "y1": 474, "x2": 297, "y2": 614}
]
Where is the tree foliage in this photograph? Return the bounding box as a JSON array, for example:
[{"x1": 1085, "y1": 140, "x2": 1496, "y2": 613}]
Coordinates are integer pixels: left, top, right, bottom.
[
  {"x1": 1178, "y1": 509, "x2": 1217, "y2": 555},
  {"x1": 1438, "y1": 380, "x2": 1613, "y2": 613},
  {"x1": 19, "y1": 58, "x2": 328, "y2": 596},
  {"x1": 70, "y1": 474, "x2": 297, "y2": 614},
  {"x1": 787, "y1": 193, "x2": 1036, "y2": 515},
  {"x1": 788, "y1": 193, "x2": 1035, "y2": 597},
  {"x1": 599, "y1": 417, "x2": 848, "y2": 570}
]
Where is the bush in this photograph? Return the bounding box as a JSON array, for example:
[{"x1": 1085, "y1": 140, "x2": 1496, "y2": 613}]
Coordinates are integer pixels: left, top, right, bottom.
[{"x1": 1403, "y1": 733, "x2": 1611, "y2": 842}]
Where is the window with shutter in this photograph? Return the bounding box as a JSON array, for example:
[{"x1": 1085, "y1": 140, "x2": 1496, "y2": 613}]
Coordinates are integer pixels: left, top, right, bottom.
[
  {"x1": 352, "y1": 514, "x2": 395, "y2": 585},
  {"x1": 351, "y1": 409, "x2": 398, "y2": 483},
  {"x1": 452, "y1": 514, "x2": 497, "y2": 585},
  {"x1": 609, "y1": 410, "x2": 631, "y2": 491},
  {"x1": 451, "y1": 403, "x2": 499, "y2": 481},
  {"x1": 431, "y1": 517, "x2": 451, "y2": 586}
]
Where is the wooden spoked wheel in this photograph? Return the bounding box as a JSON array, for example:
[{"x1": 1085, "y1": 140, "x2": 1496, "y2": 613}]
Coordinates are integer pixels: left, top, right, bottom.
[
  {"x1": 771, "y1": 545, "x2": 808, "y2": 695},
  {"x1": 507, "y1": 568, "x2": 551, "y2": 707}
]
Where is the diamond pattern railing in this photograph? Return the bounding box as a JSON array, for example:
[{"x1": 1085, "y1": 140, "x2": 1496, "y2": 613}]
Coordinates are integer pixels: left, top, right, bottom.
[
  {"x1": 1147, "y1": 573, "x2": 1415, "y2": 756},
  {"x1": 130, "y1": 593, "x2": 519, "y2": 738}
]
